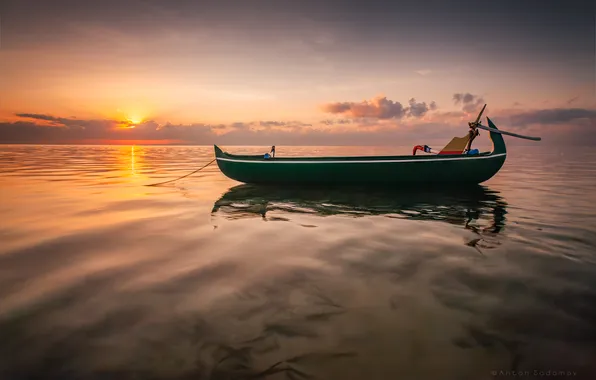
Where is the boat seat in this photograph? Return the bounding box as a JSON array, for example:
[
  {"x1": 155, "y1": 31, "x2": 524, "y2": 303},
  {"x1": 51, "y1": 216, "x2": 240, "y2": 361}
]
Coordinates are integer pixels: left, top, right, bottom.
[{"x1": 439, "y1": 135, "x2": 471, "y2": 155}]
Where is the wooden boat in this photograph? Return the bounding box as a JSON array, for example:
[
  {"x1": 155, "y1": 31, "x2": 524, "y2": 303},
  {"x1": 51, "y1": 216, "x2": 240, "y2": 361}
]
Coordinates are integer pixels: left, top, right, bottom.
[{"x1": 214, "y1": 106, "x2": 540, "y2": 185}]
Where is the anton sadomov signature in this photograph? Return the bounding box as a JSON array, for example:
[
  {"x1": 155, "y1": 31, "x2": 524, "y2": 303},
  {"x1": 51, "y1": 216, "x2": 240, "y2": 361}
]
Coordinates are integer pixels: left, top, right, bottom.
[{"x1": 492, "y1": 370, "x2": 578, "y2": 377}]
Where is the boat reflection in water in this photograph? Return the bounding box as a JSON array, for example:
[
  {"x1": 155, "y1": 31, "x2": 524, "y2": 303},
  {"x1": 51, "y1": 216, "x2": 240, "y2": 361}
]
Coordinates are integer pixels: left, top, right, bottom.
[{"x1": 212, "y1": 184, "x2": 507, "y2": 252}]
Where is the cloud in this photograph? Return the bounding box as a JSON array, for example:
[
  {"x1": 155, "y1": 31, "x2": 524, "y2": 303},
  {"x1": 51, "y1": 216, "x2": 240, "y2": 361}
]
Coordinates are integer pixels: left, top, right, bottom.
[
  {"x1": 0, "y1": 114, "x2": 213, "y2": 144},
  {"x1": 0, "y1": 113, "x2": 320, "y2": 144},
  {"x1": 415, "y1": 69, "x2": 433, "y2": 76},
  {"x1": 286, "y1": 121, "x2": 313, "y2": 128},
  {"x1": 16, "y1": 112, "x2": 131, "y2": 129},
  {"x1": 567, "y1": 96, "x2": 579, "y2": 105},
  {"x1": 320, "y1": 119, "x2": 353, "y2": 126},
  {"x1": 453, "y1": 93, "x2": 485, "y2": 113},
  {"x1": 322, "y1": 96, "x2": 406, "y2": 119},
  {"x1": 259, "y1": 121, "x2": 286, "y2": 127},
  {"x1": 15, "y1": 113, "x2": 61, "y2": 123},
  {"x1": 259, "y1": 121, "x2": 312, "y2": 128},
  {"x1": 230, "y1": 122, "x2": 254, "y2": 130},
  {"x1": 3, "y1": 107, "x2": 596, "y2": 146},
  {"x1": 322, "y1": 96, "x2": 436, "y2": 120},
  {"x1": 509, "y1": 108, "x2": 596, "y2": 126},
  {"x1": 407, "y1": 98, "x2": 435, "y2": 117}
]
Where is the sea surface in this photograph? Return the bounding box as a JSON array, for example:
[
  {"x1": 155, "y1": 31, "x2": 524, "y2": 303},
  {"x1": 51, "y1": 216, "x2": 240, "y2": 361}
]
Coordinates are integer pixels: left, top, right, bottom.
[{"x1": 1, "y1": 144, "x2": 596, "y2": 380}]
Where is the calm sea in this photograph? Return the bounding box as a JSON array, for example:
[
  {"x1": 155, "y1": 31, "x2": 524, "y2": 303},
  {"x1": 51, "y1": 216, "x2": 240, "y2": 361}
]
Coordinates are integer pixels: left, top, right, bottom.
[{"x1": 1, "y1": 144, "x2": 596, "y2": 380}]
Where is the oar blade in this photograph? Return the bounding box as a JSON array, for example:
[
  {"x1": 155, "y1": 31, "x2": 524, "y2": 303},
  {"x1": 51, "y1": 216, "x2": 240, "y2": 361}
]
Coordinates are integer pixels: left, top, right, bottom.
[{"x1": 476, "y1": 124, "x2": 541, "y2": 141}]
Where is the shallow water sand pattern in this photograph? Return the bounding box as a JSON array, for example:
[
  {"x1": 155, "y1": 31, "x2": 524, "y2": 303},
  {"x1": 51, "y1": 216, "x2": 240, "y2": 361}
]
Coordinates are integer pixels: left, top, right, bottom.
[{"x1": 1, "y1": 145, "x2": 596, "y2": 379}]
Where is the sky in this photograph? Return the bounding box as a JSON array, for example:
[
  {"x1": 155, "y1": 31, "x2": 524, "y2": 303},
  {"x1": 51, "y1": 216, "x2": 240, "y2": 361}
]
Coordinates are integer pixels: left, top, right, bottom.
[{"x1": 0, "y1": 0, "x2": 594, "y2": 145}]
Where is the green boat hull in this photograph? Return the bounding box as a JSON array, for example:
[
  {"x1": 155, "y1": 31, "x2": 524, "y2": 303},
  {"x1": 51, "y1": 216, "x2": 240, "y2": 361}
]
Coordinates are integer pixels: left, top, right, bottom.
[{"x1": 215, "y1": 117, "x2": 507, "y2": 185}]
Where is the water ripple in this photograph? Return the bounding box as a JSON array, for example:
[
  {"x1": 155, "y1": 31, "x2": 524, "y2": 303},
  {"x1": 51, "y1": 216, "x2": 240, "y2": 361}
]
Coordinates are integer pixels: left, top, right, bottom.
[{"x1": 1, "y1": 144, "x2": 596, "y2": 379}]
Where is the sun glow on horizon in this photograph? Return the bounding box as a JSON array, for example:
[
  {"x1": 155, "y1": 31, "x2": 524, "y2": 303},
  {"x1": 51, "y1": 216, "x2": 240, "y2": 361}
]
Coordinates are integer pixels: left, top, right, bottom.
[
  {"x1": 122, "y1": 115, "x2": 145, "y2": 129},
  {"x1": 128, "y1": 116, "x2": 143, "y2": 125}
]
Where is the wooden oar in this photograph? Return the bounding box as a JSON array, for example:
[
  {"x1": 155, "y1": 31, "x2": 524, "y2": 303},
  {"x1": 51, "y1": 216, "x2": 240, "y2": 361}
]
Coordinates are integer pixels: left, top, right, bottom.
[{"x1": 476, "y1": 124, "x2": 542, "y2": 141}]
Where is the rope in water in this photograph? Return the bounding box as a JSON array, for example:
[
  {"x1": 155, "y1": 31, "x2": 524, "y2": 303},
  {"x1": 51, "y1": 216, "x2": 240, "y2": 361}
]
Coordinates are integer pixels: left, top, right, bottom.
[{"x1": 145, "y1": 158, "x2": 216, "y2": 187}]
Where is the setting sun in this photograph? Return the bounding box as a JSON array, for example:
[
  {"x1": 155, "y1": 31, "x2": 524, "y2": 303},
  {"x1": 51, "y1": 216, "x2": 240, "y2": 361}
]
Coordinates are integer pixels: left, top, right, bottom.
[{"x1": 128, "y1": 116, "x2": 143, "y2": 125}]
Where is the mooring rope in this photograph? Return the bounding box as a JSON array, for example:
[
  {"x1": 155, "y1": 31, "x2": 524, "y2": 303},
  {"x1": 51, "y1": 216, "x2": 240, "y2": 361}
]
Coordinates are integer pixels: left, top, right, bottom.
[{"x1": 145, "y1": 158, "x2": 216, "y2": 187}]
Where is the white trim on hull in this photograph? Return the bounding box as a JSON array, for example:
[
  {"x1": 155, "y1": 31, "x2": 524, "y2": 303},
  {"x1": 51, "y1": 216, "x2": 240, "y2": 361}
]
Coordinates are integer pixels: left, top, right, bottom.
[{"x1": 216, "y1": 153, "x2": 507, "y2": 164}]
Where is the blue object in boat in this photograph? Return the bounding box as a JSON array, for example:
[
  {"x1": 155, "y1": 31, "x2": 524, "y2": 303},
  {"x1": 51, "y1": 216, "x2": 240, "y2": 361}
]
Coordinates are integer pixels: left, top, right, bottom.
[
  {"x1": 264, "y1": 153, "x2": 271, "y2": 159},
  {"x1": 467, "y1": 149, "x2": 479, "y2": 155}
]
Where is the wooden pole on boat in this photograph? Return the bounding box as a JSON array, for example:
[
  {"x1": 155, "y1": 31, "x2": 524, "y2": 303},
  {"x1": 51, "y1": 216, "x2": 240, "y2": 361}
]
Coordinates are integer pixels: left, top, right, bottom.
[
  {"x1": 465, "y1": 104, "x2": 487, "y2": 152},
  {"x1": 468, "y1": 104, "x2": 542, "y2": 142},
  {"x1": 475, "y1": 124, "x2": 542, "y2": 141}
]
